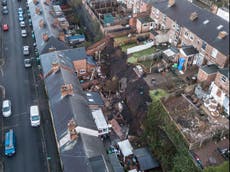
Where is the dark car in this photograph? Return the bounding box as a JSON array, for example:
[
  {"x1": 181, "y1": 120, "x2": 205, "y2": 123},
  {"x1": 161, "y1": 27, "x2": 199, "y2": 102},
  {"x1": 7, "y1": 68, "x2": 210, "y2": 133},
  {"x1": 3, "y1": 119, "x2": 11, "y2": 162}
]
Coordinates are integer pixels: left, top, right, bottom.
[
  {"x1": 2, "y1": 6, "x2": 8, "y2": 15},
  {"x1": 1, "y1": 0, "x2": 7, "y2": 6},
  {"x1": 189, "y1": 151, "x2": 204, "y2": 169},
  {"x1": 217, "y1": 147, "x2": 229, "y2": 160}
]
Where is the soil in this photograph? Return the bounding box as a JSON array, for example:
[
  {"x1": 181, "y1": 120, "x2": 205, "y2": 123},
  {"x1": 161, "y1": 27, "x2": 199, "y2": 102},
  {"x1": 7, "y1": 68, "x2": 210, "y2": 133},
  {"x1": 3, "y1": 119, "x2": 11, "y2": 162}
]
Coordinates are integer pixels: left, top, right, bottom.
[{"x1": 101, "y1": 39, "x2": 151, "y2": 135}]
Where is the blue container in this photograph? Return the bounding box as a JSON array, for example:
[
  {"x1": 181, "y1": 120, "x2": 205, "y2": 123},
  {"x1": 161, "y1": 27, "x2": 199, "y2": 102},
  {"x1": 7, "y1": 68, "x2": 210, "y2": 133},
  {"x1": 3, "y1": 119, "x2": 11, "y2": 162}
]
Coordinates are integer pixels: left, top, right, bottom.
[{"x1": 178, "y1": 58, "x2": 185, "y2": 71}]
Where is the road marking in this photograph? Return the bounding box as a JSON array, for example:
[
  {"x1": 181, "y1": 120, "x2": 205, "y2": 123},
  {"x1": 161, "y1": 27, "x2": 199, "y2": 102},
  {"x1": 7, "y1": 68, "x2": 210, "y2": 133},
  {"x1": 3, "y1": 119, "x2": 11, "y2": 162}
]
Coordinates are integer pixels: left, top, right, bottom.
[{"x1": 10, "y1": 111, "x2": 28, "y2": 118}]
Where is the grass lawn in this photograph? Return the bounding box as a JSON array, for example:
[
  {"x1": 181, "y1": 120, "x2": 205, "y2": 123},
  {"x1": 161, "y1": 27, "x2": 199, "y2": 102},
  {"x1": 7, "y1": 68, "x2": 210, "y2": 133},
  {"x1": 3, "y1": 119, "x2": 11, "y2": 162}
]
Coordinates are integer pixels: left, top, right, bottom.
[
  {"x1": 121, "y1": 43, "x2": 136, "y2": 53},
  {"x1": 127, "y1": 47, "x2": 156, "y2": 64},
  {"x1": 204, "y1": 161, "x2": 229, "y2": 172},
  {"x1": 149, "y1": 89, "x2": 167, "y2": 101}
]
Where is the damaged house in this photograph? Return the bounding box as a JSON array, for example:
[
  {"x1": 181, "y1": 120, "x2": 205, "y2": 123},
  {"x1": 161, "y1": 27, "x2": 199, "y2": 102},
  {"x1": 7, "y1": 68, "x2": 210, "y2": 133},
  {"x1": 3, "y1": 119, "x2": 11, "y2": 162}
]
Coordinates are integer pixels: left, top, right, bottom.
[{"x1": 40, "y1": 47, "x2": 114, "y2": 172}]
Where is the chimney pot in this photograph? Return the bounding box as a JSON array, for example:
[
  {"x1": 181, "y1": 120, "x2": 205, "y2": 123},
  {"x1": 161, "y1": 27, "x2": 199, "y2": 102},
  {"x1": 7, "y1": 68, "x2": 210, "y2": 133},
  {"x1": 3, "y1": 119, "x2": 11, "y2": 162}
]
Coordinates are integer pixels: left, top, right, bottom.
[
  {"x1": 190, "y1": 12, "x2": 198, "y2": 21},
  {"x1": 218, "y1": 31, "x2": 228, "y2": 39},
  {"x1": 168, "y1": 0, "x2": 175, "y2": 7},
  {"x1": 61, "y1": 84, "x2": 74, "y2": 98}
]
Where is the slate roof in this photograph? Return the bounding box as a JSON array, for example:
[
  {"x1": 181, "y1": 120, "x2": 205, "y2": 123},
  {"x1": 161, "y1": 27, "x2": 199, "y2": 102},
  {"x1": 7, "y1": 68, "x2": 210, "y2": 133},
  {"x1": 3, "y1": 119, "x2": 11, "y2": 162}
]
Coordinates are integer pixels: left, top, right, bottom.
[
  {"x1": 201, "y1": 64, "x2": 219, "y2": 74},
  {"x1": 144, "y1": 0, "x2": 229, "y2": 56},
  {"x1": 85, "y1": 92, "x2": 104, "y2": 106},
  {"x1": 40, "y1": 48, "x2": 113, "y2": 172},
  {"x1": 138, "y1": 16, "x2": 154, "y2": 24},
  {"x1": 108, "y1": 154, "x2": 124, "y2": 172},
  {"x1": 133, "y1": 147, "x2": 160, "y2": 171},
  {"x1": 181, "y1": 46, "x2": 199, "y2": 56},
  {"x1": 218, "y1": 68, "x2": 229, "y2": 78},
  {"x1": 28, "y1": 0, "x2": 70, "y2": 54}
]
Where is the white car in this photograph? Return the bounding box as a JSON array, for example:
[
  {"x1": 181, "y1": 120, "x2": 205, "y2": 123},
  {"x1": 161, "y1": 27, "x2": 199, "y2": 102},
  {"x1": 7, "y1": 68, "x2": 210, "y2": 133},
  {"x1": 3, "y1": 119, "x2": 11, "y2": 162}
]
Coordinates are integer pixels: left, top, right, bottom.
[
  {"x1": 24, "y1": 59, "x2": 31, "y2": 68},
  {"x1": 21, "y1": 29, "x2": 27, "y2": 37},
  {"x1": 23, "y1": 46, "x2": 29, "y2": 55},
  {"x1": 20, "y1": 21, "x2": 25, "y2": 28},
  {"x1": 2, "y1": 100, "x2": 11, "y2": 117},
  {"x1": 30, "y1": 105, "x2": 40, "y2": 127}
]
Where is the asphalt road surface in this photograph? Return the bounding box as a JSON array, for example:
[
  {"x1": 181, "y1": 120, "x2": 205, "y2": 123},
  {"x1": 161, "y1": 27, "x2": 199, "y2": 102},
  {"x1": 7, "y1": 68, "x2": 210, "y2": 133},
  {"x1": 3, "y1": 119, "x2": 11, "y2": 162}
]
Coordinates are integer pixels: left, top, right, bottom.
[{"x1": 0, "y1": 0, "x2": 61, "y2": 171}]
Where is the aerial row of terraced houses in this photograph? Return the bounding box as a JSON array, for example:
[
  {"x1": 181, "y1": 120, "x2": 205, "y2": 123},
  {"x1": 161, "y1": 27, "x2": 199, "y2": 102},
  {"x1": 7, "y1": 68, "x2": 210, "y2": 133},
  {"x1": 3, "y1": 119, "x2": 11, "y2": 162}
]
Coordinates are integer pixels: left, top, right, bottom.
[{"x1": 124, "y1": 0, "x2": 229, "y2": 114}]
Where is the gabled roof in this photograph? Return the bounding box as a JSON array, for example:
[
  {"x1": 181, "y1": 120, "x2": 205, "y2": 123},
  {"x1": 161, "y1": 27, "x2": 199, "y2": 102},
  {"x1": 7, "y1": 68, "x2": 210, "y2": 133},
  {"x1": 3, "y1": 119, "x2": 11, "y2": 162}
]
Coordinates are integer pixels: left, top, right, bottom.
[
  {"x1": 28, "y1": 0, "x2": 70, "y2": 54},
  {"x1": 133, "y1": 147, "x2": 160, "y2": 171},
  {"x1": 145, "y1": 0, "x2": 229, "y2": 56},
  {"x1": 200, "y1": 64, "x2": 219, "y2": 74},
  {"x1": 40, "y1": 48, "x2": 113, "y2": 172}
]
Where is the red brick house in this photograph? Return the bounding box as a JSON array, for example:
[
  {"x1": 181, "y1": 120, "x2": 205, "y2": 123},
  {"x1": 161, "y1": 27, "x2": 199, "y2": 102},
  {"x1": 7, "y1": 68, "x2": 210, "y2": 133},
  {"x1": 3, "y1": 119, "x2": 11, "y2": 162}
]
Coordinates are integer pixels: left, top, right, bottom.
[
  {"x1": 197, "y1": 64, "x2": 219, "y2": 84},
  {"x1": 209, "y1": 68, "x2": 229, "y2": 115},
  {"x1": 73, "y1": 56, "x2": 96, "y2": 78},
  {"x1": 139, "y1": 0, "x2": 229, "y2": 70},
  {"x1": 136, "y1": 16, "x2": 154, "y2": 33}
]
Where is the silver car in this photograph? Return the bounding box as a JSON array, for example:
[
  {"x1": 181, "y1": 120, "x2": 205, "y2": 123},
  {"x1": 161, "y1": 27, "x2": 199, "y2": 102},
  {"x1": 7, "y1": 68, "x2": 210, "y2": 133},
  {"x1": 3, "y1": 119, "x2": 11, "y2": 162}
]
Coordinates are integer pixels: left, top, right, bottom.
[
  {"x1": 23, "y1": 46, "x2": 29, "y2": 55},
  {"x1": 21, "y1": 29, "x2": 27, "y2": 37}
]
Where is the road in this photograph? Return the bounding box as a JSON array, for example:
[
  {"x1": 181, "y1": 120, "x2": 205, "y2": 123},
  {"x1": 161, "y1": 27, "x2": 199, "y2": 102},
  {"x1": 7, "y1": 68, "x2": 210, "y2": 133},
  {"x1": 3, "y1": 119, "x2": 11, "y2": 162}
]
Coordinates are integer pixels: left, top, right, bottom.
[{"x1": 0, "y1": 0, "x2": 61, "y2": 172}]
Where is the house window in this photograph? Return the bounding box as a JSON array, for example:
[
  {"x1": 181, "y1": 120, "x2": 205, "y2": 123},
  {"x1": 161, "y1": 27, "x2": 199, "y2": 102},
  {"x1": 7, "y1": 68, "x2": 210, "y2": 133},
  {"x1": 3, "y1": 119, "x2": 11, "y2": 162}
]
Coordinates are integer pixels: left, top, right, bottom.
[
  {"x1": 156, "y1": 9, "x2": 159, "y2": 14},
  {"x1": 221, "y1": 76, "x2": 227, "y2": 82},
  {"x1": 79, "y1": 69, "x2": 86, "y2": 74},
  {"x1": 163, "y1": 14, "x2": 166, "y2": 21},
  {"x1": 184, "y1": 31, "x2": 189, "y2": 38},
  {"x1": 211, "y1": 48, "x2": 218, "y2": 58},
  {"x1": 143, "y1": 23, "x2": 148, "y2": 27},
  {"x1": 201, "y1": 41, "x2": 207, "y2": 50},
  {"x1": 197, "y1": 40, "x2": 200, "y2": 45},
  {"x1": 189, "y1": 34, "x2": 194, "y2": 41}
]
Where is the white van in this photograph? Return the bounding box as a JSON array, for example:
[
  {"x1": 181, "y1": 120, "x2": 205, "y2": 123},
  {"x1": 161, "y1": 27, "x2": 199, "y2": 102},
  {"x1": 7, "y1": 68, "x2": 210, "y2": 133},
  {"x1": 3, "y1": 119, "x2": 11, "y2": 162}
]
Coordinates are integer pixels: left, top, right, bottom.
[{"x1": 30, "y1": 105, "x2": 40, "y2": 127}]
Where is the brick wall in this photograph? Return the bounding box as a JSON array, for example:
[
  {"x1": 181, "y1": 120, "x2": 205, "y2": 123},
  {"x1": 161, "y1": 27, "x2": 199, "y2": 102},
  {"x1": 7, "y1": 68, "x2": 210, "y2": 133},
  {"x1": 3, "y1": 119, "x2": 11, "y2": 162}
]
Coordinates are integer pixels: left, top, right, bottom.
[
  {"x1": 197, "y1": 69, "x2": 217, "y2": 84},
  {"x1": 214, "y1": 72, "x2": 229, "y2": 94}
]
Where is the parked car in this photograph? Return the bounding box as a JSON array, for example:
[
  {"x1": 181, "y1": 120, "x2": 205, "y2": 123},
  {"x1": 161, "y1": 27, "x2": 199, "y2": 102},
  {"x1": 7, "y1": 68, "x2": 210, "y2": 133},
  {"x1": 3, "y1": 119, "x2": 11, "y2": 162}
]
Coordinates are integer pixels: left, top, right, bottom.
[
  {"x1": 28, "y1": 19, "x2": 32, "y2": 27},
  {"x1": 4, "y1": 129, "x2": 16, "y2": 156},
  {"x1": 30, "y1": 105, "x2": 40, "y2": 127},
  {"x1": 18, "y1": 7, "x2": 23, "y2": 14},
  {"x1": 1, "y1": 0, "x2": 7, "y2": 6},
  {"x1": 2, "y1": 99, "x2": 11, "y2": 117},
  {"x1": 2, "y1": 6, "x2": 8, "y2": 15},
  {"x1": 20, "y1": 21, "x2": 25, "y2": 28},
  {"x1": 217, "y1": 147, "x2": 229, "y2": 160},
  {"x1": 24, "y1": 59, "x2": 31, "y2": 68},
  {"x1": 21, "y1": 29, "x2": 27, "y2": 37},
  {"x1": 18, "y1": 13, "x2": 24, "y2": 21},
  {"x1": 23, "y1": 46, "x2": 29, "y2": 55},
  {"x1": 189, "y1": 151, "x2": 204, "y2": 169},
  {"x1": 2, "y1": 24, "x2": 8, "y2": 31}
]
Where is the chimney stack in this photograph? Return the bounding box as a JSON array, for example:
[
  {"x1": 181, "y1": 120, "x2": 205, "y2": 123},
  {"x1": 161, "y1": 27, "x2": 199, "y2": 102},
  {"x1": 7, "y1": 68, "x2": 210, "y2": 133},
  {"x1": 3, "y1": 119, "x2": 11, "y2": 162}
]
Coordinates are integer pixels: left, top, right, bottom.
[
  {"x1": 217, "y1": 31, "x2": 228, "y2": 39},
  {"x1": 42, "y1": 33, "x2": 49, "y2": 42},
  {"x1": 35, "y1": 7, "x2": 41, "y2": 15},
  {"x1": 190, "y1": 12, "x2": 198, "y2": 21},
  {"x1": 39, "y1": 19, "x2": 45, "y2": 28},
  {"x1": 51, "y1": 62, "x2": 60, "y2": 74},
  {"x1": 68, "y1": 119, "x2": 78, "y2": 141},
  {"x1": 61, "y1": 84, "x2": 74, "y2": 98},
  {"x1": 168, "y1": 0, "x2": 175, "y2": 7},
  {"x1": 58, "y1": 32, "x2": 66, "y2": 42}
]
